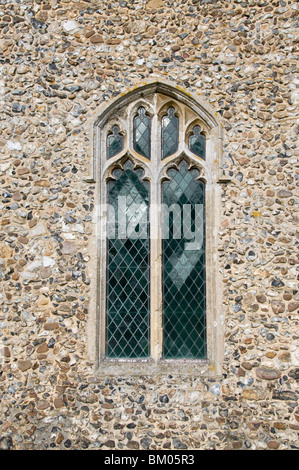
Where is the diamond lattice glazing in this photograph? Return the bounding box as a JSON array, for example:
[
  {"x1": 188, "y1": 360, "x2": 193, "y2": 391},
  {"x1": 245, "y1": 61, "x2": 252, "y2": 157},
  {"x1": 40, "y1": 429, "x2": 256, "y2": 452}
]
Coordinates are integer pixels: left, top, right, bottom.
[
  {"x1": 106, "y1": 161, "x2": 150, "y2": 358},
  {"x1": 133, "y1": 107, "x2": 151, "y2": 159},
  {"x1": 188, "y1": 125, "x2": 206, "y2": 160},
  {"x1": 107, "y1": 125, "x2": 124, "y2": 159},
  {"x1": 162, "y1": 107, "x2": 179, "y2": 159},
  {"x1": 162, "y1": 160, "x2": 206, "y2": 359}
]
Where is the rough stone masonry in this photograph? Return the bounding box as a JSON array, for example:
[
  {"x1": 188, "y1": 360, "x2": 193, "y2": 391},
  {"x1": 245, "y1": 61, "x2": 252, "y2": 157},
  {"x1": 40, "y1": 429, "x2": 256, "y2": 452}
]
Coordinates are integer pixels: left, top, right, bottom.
[{"x1": 0, "y1": 0, "x2": 298, "y2": 450}]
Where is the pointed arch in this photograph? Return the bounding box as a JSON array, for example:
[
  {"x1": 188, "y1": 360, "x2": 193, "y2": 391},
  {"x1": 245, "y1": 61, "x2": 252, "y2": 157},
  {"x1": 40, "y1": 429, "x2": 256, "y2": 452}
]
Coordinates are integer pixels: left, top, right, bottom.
[
  {"x1": 87, "y1": 80, "x2": 226, "y2": 377},
  {"x1": 85, "y1": 79, "x2": 226, "y2": 184}
]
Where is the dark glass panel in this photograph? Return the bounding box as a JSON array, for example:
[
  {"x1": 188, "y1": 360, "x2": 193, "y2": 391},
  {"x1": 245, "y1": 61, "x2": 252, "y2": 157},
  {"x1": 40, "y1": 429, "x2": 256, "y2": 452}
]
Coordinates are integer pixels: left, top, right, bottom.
[
  {"x1": 107, "y1": 125, "x2": 124, "y2": 159},
  {"x1": 162, "y1": 160, "x2": 206, "y2": 359},
  {"x1": 162, "y1": 107, "x2": 179, "y2": 159},
  {"x1": 106, "y1": 161, "x2": 150, "y2": 359},
  {"x1": 133, "y1": 107, "x2": 151, "y2": 159},
  {"x1": 188, "y1": 125, "x2": 206, "y2": 160}
]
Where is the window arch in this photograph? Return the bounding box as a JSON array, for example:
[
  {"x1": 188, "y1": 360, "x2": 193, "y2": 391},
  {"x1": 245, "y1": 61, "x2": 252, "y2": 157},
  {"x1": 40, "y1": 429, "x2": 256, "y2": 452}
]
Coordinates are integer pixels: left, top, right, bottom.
[{"x1": 87, "y1": 80, "x2": 226, "y2": 376}]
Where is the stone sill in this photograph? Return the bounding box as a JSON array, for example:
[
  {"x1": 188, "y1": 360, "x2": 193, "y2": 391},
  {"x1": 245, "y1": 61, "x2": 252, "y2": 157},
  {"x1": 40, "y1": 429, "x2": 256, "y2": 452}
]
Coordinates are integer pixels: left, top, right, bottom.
[{"x1": 95, "y1": 358, "x2": 212, "y2": 377}]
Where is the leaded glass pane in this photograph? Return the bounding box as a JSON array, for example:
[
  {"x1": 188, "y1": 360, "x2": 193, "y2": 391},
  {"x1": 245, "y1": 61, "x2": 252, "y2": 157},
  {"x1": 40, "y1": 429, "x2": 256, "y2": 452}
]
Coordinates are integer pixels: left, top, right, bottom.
[
  {"x1": 162, "y1": 160, "x2": 206, "y2": 359},
  {"x1": 188, "y1": 125, "x2": 206, "y2": 160},
  {"x1": 106, "y1": 161, "x2": 150, "y2": 359},
  {"x1": 162, "y1": 107, "x2": 179, "y2": 159},
  {"x1": 107, "y1": 125, "x2": 124, "y2": 159},
  {"x1": 133, "y1": 107, "x2": 151, "y2": 159}
]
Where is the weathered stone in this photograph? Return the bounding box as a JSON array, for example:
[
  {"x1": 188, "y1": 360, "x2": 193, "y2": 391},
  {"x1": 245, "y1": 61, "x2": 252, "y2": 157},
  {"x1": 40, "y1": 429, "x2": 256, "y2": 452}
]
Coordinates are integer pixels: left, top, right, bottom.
[
  {"x1": 289, "y1": 369, "x2": 299, "y2": 381},
  {"x1": 85, "y1": 29, "x2": 96, "y2": 39},
  {"x1": 256, "y1": 294, "x2": 267, "y2": 303},
  {"x1": 277, "y1": 189, "x2": 293, "y2": 198},
  {"x1": 0, "y1": 437, "x2": 13, "y2": 450},
  {"x1": 274, "y1": 422, "x2": 287, "y2": 430},
  {"x1": 103, "y1": 440, "x2": 115, "y2": 448},
  {"x1": 140, "y1": 437, "x2": 152, "y2": 449},
  {"x1": 146, "y1": 0, "x2": 164, "y2": 9},
  {"x1": 127, "y1": 441, "x2": 140, "y2": 450},
  {"x1": 0, "y1": 0, "x2": 297, "y2": 452},
  {"x1": 76, "y1": 388, "x2": 97, "y2": 404},
  {"x1": 62, "y1": 241, "x2": 79, "y2": 255},
  {"x1": 12, "y1": 191, "x2": 22, "y2": 201},
  {"x1": 256, "y1": 368, "x2": 281, "y2": 381},
  {"x1": 271, "y1": 300, "x2": 285, "y2": 314},
  {"x1": 1, "y1": 346, "x2": 10, "y2": 357},
  {"x1": 17, "y1": 360, "x2": 32, "y2": 372},
  {"x1": 173, "y1": 438, "x2": 188, "y2": 449},
  {"x1": 243, "y1": 389, "x2": 259, "y2": 400},
  {"x1": 44, "y1": 322, "x2": 60, "y2": 330},
  {"x1": 159, "y1": 394, "x2": 169, "y2": 403},
  {"x1": 36, "y1": 400, "x2": 50, "y2": 411},
  {"x1": 272, "y1": 390, "x2": 298, "y2": 401},
  {"x1": 62, "y1": 20, "x2": 78, "y2": 32},
  {"x1": 267, "y1": 441, "x2": 280, "y2": 450},
  {"x1": 288, "y1": 302, "x2": 299, "y2": 312},
  {"x1": 90, "y1": 34, "x2": 103, "y2": 44},
  {"x1": 241, "y1": 362, "x2": 253, "y2": 371},
  {"x1": 18, "y1": 236, "x2": 29, "y2": 244},
  {"x1": 40, "y1": 268, "x2": 52, "y2": 279},
  {"x1": 54, "y1": 398, "x2": 65, "y2": 409},
  {"x1": 36, "y1": 343, "x2": 48, "y2": 354},
  {"x1": 35, "y1": 180, "x2": 50, "y2": 188}
]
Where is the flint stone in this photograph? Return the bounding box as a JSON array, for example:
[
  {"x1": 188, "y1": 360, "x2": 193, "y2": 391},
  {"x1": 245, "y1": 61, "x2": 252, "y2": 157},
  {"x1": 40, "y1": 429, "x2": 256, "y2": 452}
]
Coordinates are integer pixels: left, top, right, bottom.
[
  {"x1": 104, "y1": 440, "x2": 115, "y2": 448},
  {"x1": 277, "y1": 190, "x2": 293, "y2": 198},
  {"x1": 62, "y1": 20, "x2": 78, "y2": 32},
  {"x1": 44, "y1": 322, "x2": 60, "y2": 330},
  {"x1": 27, "y1": 259, "x2": 43, "y2": 272},
  {"x1": 17, "y1": 360, "x2": 32, "y2": 372},
  {"x1": 1, "y1": 346, "x2": 10, "y2": 357},
  {"x1": 289, "y1": 369, "x2": 299, "y2": 381},
  {"x1": 62, "y1": 241, "x2": 79, "y2": 255},
  {"x1": 30, "y1": 222, "x2": 46, "y2": 237},
  {"x1": 76, "y1": 388, "x2": 97, "y2": 404},
  {"x1": 0, "y1": 437, "x2": 13, "y2": 450},
  {"x1": 54, "y1": 397, "x2": 64, "y2": 409},
  {"x1": 31, "y1": 18, "x2": 47, "y2": 31},
  {"x1": 141, "y1": 437, "x2": 152, "y2": 449},
  {"x1": 36, "y1": 400, "x2": 50, "y2": 410},
  {"x1": 173, "y1": 438, "x2": 188, "y2": 449},
  {"x1": 159, "y1": 394, "x2": 169, "y2": 403},
  {"x1": 90, "y1": 34, "x2": 103, "y2": 44},
  {"x1": 272, "y1": 390, "x2": 298, "y2": 401},
  {"x1": 243, "y1": 389, "x2": 259, "y2": 400},
  {"x1": 288, "y1": 302, "x2": 299, "y2": 312},
  {"x1": 146, "y1": 0, "x2": 164, "y2": 8},
  {"x1": 127, "y1": 441, "x2": 139, "y2": 450},
  {"x1": 40, "y1": 267, "x2": 52, "y2": 279},
  {"x1": 256, "y1": 367, "x2": 281, "y2": 381},
  {"x1": 84, "y1": 80, "x2": 100, "y2": 92},
  {"x1": 7, "y1": 140, "x2": 22, "y2": 151}
]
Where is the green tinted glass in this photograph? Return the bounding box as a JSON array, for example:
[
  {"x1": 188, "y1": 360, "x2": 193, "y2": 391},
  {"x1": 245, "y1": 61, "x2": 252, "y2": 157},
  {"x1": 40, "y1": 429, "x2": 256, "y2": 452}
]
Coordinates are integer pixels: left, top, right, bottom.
[
  {"x1": 162, "y1": 160, "x2": 206, "y2": 359},
  {"x1": 162, "y1": 107, "x2": 179, "y2": 159},
  {"x1": 107, "y1": 125, "x2": 124, "y2": 159},
  {"x1": 106, "y1": 161, "x2": 150, "y2": 358},
  {"x1": 188, "y1": 126, "x2": 206, "y2": 160},
  {"x1": 133, "y1": 107, "x2": 151, "y2": 159}
]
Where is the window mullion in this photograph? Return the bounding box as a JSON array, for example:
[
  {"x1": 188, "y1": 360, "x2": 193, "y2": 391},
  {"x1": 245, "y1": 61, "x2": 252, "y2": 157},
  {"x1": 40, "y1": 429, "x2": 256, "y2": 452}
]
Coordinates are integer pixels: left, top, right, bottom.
[{"x1": 150, "y1": 111, "x2": 163, "y2": 362}]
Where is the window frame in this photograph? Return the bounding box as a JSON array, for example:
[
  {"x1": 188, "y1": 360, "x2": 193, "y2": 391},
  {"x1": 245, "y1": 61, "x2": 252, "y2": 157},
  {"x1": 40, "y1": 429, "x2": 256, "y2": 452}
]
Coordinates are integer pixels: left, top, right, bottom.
[{"x1": 86, "y1": 80, "x2": 228, "y2": 377}]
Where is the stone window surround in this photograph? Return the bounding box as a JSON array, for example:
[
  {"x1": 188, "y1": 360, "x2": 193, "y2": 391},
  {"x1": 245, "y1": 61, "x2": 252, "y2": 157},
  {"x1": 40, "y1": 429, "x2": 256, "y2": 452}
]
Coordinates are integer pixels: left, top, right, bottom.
[{"x1": 86, "y1": 80, "x2": 229, "y2": 377}]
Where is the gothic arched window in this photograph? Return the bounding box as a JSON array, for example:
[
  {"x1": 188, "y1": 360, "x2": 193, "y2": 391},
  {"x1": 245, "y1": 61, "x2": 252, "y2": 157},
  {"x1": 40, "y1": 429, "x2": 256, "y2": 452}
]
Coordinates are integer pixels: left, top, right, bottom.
[{"x1": 88, "y1": 81, "x2": 225, "y2": 376}]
